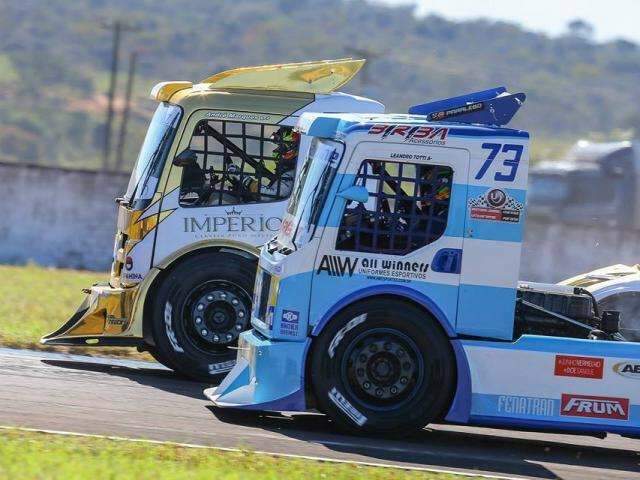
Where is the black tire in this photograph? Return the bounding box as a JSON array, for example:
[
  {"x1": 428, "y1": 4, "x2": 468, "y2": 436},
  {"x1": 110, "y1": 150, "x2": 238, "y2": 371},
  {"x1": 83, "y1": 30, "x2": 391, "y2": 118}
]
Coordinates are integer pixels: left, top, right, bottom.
[
  {"x1": 150, "y1": 251, "x2": 256, "y2": 382},
  {"x1": 310, "y1": 297, "x2": 455, "y2": 436}
]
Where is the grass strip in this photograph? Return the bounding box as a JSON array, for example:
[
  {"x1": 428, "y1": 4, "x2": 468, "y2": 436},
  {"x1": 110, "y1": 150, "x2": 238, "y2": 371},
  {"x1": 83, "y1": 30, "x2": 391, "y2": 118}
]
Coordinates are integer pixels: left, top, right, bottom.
[{"x1": 0, "y1": 429, "x2": 471, "y2": 480}]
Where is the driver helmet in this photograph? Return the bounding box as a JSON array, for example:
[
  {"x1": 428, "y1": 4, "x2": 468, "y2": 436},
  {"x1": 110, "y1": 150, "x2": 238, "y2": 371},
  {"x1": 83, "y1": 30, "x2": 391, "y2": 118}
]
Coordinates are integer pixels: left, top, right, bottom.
[
  {"x1": 419, "y1": 166, "x2": 451, "y2": 210},
  {"x1": 271, "y1": 127, "x2": 300, "y2": 167}
]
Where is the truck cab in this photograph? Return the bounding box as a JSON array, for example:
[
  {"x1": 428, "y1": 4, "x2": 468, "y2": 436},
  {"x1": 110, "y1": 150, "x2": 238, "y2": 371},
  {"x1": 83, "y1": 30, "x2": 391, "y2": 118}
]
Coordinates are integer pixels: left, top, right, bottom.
[
  {"x1": 210, "y1": 89, "x2": 640, "y2": 437},
  {"x1": 42, "y1": 59, "x2": 384, "y2": 380}
]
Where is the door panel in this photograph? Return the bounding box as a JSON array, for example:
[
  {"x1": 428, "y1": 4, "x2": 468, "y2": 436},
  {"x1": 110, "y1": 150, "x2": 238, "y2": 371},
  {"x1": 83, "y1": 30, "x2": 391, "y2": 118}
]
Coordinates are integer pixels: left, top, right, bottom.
[{"x1": 309, "y1": 142, "x2": 469, "y2": 332}]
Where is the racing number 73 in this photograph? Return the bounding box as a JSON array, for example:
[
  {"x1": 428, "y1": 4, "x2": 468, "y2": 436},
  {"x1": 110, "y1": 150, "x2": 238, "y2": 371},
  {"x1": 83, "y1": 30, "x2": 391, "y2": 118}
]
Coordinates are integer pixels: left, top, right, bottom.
[{"x1": 475, "y1": 143, "x2": 523, "y2": 182}]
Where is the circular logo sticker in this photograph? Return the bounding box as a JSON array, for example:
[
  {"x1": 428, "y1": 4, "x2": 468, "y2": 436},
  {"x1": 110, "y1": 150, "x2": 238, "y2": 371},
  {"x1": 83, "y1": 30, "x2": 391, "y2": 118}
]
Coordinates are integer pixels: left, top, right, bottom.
[{"x1": 486, "y1": 188, "x2": 507, "y2": 208}]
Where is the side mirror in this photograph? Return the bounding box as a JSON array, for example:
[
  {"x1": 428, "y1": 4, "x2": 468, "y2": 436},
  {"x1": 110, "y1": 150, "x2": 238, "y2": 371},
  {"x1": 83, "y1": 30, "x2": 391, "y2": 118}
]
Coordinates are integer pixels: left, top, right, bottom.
[
  {"x1": 173, "y1": 149, "x2": 197, "y2": 167},
  {"x1": 337, "y1": 185, "x2": 369, "y2": 204}
]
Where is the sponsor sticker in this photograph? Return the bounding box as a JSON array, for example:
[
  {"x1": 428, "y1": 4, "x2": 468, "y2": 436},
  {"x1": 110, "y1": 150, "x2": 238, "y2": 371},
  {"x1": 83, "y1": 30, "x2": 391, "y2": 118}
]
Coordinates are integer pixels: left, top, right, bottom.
[
  {"x1": 554, "y1": 355, "x2": 604, "y2": 379},
  {"x1": 106, "y1": 315, "x2": 127, "y2": 327},
  {"x1": 328, "y1": 387, "x2": 367, "y2": 426},
  {"x1": 468, "y1": 188, "x2": 523, "y2": 223},
  {"x1": 208, "y1": 360, "x2": 236, "y2": 374},
  {"x1": 367, "y1": 124, "x2": 449, "y2": 145},
  {"x1": 164, "y1": 302, "x2": 184, "y2": 353},
  {"x1": 497, "y1": 395, "x2": 555, "y2": 417},
  {"x1": 328, "y1": 314, "x2": 367, "y2": 358},
  {"x1": 560, "y1": 394, "x2": 629, "y2": 420},
  {"x1": 428, "y1": 101, "x2": 484, "y2": 122},
  {"x1": 316, "y1": 254, "x2": 429, "y2": 281},
  {"x1": 205, "y1": 111, "x2": 272, "y2": 122},
  {"x1": 183, "y1": 211, "x2": 282, "y2": 237},
  {"x1": 123, "y1": 272, "x2": 143, "y2": 281},
  {"x1": 280, "y1": 309, "x2": 300, "y2": 336},
  {"x1": 613, "y1": 362, "x2": 640, "y2": 380},
  {"x1": 266, "y1": 305, "x2": 275, "y2": 330}
]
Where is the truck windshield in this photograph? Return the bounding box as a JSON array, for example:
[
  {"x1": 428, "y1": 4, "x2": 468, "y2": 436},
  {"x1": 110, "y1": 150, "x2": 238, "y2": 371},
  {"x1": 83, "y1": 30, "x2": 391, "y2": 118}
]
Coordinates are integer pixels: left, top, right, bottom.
[
  {"x1": 275, "y1": 138, "x2": 343, "y2": 251},
  {"x1": 125, "y1": 103, "x2": 182, "y2": 208}
]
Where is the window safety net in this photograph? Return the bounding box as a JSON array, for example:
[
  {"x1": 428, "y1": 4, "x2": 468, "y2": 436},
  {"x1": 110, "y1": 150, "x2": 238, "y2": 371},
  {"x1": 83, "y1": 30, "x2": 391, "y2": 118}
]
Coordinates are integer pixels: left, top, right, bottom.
[
  {"x1": 336, "y1": 159, "x2": 453, "y2": 255},
  {"x1": 179, "y1": 120, "x2": 293, "y2": 206}
]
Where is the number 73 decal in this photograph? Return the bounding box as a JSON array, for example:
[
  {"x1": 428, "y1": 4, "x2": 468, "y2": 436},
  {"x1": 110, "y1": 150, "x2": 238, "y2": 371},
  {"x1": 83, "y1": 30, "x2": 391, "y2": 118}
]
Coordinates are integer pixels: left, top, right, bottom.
[{"x1": 475, "y1": 143, "x2": 524, "y2": 182}]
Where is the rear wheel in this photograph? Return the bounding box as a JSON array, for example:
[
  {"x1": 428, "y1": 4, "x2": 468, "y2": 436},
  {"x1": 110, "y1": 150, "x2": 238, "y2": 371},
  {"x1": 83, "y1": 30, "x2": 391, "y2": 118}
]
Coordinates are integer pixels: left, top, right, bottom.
[
  {"x1": 150, "y1": 251, "x2": 256, "y2": 382},
  {"x1": 310, "y1": 298, "x2": 455, "y2": 435}
]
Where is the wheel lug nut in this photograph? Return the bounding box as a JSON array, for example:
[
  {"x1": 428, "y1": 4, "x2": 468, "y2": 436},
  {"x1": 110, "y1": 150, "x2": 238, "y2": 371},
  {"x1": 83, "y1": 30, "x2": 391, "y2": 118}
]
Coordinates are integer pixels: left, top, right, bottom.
[
  {"x1": 235, "y1": 324, "x2": 243, "y2": 331},
  {"x1": 201, "y1": 329, "x2": 208, "y2": 336},
  {"x1": 375, "y1": 388, "x2": 383, "y2": 397},
  {"x1": 213, "y1": 335, "x2": 219, "y2": 342},
  {"x1": 206, "y1": 295, "x2": 214, "y2": 301},
  {"x1": 220, "y1": 293, "x2": 227, "y2": 299},
  {"x1": 197, "y1": 304, "x2": 204, "y2": 311},
  {"x1": 390, "y1": 386, "x2": 398, "y2": 394},
  {"x1": 400, "y1": 376, "x2": 408, "y2": 384},
  {"x1": 231, "y1": 298, "x2": 239, "y2": 306},
  {"x1": 226, "y1": 333, "x2": 233, "y2": 341},
  {"x1": 238, "y1": 311, "x2": 245, "y2": 318},
  {"x1": 195, "y1": 317, "x2": 202, "y2": 324},
  {"x1": 363, "y1": 381, "x2": 371, "y2": 389},
  {"x1": 356, "y1": 368, "x2": 365, "y2": 376}
]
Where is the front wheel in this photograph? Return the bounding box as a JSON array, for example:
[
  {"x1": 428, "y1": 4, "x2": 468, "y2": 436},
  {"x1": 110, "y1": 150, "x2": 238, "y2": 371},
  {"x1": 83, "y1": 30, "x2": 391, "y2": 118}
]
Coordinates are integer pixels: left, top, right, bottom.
[
  {"x1": 150, "y1": 252, "x2": 256, "y2": 382},
  {"x1": 310, "y1": 298, "x2": 455, "y2": 435}
]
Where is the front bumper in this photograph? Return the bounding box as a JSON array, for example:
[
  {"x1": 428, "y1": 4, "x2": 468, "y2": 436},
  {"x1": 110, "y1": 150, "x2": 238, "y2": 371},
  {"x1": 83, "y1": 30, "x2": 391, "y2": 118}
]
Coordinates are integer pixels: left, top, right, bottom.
[
  {"x1": 205, "y1": 329, "x2": 309, "y2": 411},
  {"x1": 41, "y1": 282, "x2": 142, "y2": 347}
]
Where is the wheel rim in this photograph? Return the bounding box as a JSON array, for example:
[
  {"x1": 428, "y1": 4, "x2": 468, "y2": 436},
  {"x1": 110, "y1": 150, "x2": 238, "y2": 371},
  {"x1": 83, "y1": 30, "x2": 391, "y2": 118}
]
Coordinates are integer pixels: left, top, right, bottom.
[
  {"x1": 341, "y1": 327, "x2": 424, "y2": 410},
  {"x1": 180, "y1": 280, "x2": 251, "y2": 354}
]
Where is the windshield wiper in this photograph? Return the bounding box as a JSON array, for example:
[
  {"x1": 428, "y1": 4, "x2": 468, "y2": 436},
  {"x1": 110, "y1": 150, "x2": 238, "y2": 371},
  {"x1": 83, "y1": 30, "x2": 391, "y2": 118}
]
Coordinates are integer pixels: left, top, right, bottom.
[
  {"x1": 290, "y1": 164, "x2": 332, "y2": 249},
  {"x1": 307, "y1": 165, "x2": 333, "y2": 228}
]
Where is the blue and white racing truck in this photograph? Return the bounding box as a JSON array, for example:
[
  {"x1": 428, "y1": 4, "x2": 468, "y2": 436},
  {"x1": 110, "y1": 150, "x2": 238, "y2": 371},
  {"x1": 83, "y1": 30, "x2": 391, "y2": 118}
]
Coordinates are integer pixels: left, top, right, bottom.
[{"x1": 206, "y1": 89, "x2": 640, "y2": 436}]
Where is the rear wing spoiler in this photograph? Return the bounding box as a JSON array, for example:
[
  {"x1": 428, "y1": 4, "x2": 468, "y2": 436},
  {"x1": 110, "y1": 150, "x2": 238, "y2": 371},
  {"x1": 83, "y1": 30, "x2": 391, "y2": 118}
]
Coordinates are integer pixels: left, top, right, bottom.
[
  {"x1": 408, "y1": 87, "x2": 526, "y2": 126},
  {"x1": 150, "y1": 58, "x2": 367, "y2": 102}
]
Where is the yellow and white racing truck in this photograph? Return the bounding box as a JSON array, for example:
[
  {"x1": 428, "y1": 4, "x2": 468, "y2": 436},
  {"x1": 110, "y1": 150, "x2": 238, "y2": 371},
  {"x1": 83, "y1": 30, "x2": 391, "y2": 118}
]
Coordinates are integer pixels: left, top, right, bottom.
[{"x1": 42, "y1": 59, "x2": 384, "y2": 380}]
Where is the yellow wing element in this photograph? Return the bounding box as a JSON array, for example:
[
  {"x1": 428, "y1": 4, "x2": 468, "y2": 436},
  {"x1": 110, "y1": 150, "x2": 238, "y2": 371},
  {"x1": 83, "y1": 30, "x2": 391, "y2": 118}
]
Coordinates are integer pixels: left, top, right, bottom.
[
  {"x1": 199, "y1": 58, "x2": 366, "y2": 93},
  {"x1": 149, "y1": 81, "x2": 193, "y2": 101},
  {"x1": 149, "y1": 59, "x2": 366, "y2": 102}
]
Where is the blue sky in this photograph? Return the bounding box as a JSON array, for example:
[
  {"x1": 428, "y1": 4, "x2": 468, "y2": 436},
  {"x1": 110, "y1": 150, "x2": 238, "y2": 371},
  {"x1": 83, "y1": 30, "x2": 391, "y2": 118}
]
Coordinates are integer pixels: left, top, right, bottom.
[{"x1": 379, "y1": 0, "x2": 640, "y2": 43}]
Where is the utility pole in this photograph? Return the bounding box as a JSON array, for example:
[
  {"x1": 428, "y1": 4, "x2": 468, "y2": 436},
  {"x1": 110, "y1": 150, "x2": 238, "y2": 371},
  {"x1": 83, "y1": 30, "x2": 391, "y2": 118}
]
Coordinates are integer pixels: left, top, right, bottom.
[
  {"x1": 115, "y1": 50, "x2": 138, "y2": 171},
  {"x1": 101, "y1": 20, "x2": 139, "y2": 171}
]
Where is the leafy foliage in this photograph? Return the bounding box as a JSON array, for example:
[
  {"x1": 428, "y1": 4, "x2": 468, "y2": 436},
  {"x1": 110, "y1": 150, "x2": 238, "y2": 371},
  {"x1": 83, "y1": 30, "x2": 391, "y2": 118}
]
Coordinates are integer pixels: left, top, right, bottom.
[{"x1": 2, "y1": 0, "x2": 639, "y2": 169}]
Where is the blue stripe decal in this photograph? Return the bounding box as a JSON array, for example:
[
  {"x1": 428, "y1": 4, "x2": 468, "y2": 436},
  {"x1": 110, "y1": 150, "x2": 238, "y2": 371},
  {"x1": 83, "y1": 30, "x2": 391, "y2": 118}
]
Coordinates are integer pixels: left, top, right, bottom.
[
  {"x1": 445, "y1": 339, "x2": 472, "y2": 423},
  {"x1": 462, "y1": 335, "x2": 640, "y2": 358},
  {"x1": 457, "y1": 284, "x2": 516, "y2": 340},
  {"x1": 341, "y1": 122, "x2": 528, "y2": 139},
  {"x1": 470, "y1": 393, "x2": 640, "y2": 432},
  {"x1": 310, "y1": 280, "x2": 459, "y2": 336},
  {"x1": 469, "y1": 415, "x2": 640, "y2": 436}
]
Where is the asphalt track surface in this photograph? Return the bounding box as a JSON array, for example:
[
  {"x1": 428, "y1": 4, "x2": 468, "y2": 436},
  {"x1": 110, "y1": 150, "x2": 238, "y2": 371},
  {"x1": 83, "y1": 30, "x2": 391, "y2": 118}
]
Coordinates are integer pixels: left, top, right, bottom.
[{"x1": 1, "y1": 348, "x2": 639, "y2": 479}]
